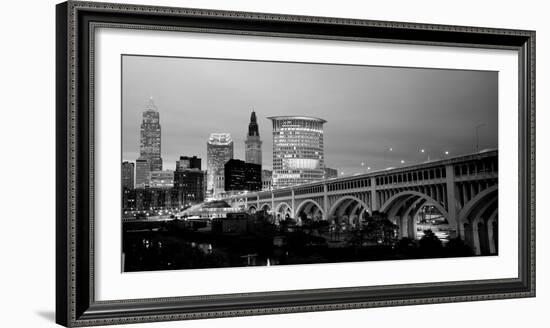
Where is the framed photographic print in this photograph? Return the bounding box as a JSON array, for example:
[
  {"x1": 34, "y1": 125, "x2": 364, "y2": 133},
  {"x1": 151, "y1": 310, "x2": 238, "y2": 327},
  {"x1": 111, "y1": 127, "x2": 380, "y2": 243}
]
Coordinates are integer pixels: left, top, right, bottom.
[{"x1": 56, "y1": 1, "x2": 535, "y2": 326}]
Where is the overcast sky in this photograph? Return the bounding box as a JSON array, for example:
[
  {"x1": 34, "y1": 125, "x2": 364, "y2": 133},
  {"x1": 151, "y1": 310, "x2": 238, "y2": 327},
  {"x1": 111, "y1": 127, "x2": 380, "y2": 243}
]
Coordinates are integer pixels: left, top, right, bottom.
[{"x1": 122, "y1": 55, "x2": 497, "y2": 174}]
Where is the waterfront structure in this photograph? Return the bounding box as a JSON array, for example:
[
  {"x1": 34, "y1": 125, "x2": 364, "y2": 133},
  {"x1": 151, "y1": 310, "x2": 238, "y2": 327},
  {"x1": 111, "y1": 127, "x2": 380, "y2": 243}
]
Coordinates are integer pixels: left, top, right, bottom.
[
  {"x1": 139, "y1": 97, "x2": 163, "y2": 172},
  {"x1": 174, "y1": 168, "x2": 206, "y2": 204},
  {"x1": 244, "y1": 111, "x2": 262, "y2": 165},
  {"x1": 176, "y1": 155, "x2": 201, "y2": 171},
  {"x1": 324, "y1": 167, "x2": 338, "y2": 179},
  {"x1": 262, "y1": 169, "x2": 272, "y2": 191},
  {"x1": 149, "y1": 170, "x2": 174, "y2": 188},
  {"x1": 135, "y1": 157, "x2": 150, "y2": 188},
  {"x1": 223, "y1": 150, "x2": 499, "y2": 256},
  {"x1": 224, "y1": 159, "x2": 261, "y2": 192},
  {"x1": 206, "y1": 133, "x2": 234, "y2": 197},
  {"x1": 268, "y1": 116, "x2": 326, "y2": 189},
  {"x1": 122, "y1": 161, "x2": 135, "y2": 189}
]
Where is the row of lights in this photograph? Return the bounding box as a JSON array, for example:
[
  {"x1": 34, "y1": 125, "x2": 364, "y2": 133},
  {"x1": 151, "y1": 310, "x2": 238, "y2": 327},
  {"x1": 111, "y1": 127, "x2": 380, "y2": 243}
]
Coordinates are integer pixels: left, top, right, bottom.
[{"x1": 340, "y1": 148, "x2": 451, "y2": 176}]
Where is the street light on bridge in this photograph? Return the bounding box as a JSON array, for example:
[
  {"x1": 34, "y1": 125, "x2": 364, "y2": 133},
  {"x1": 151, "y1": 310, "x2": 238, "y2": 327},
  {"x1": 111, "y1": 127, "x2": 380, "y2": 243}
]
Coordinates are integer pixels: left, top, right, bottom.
[
  {"x1": 420, "y1": 148, "x2": 430, "y2": 161},
  {"x1": 384, "y1": 147, "x2": 393, "y2": 167},
  {"x1": 361, "y1": 162, "x2": 371, "y2": 173}
]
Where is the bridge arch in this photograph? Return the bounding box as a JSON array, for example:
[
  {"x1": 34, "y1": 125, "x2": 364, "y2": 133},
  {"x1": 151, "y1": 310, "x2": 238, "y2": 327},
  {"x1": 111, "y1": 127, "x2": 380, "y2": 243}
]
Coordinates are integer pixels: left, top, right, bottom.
[
  {"x1": 380, "y1": 191, "x2": 449, "y2": 239},
  {"x1": 380, "y1": 190, "x2": 449, "y2": 222},
  {"x1": 274, "y1": 202, "x2": 293, "y2": 221},
  {"x1": 328, "y1": 195, "x2": 370, "y2": 227},
  {"x1": 458, "y1": 185, "x2": 498, "y2": 225},
  {"x1": 259, "y1": 203, "x2": 271, "y2": 212},
  {"x1": 295, "y1": 199, "x2": 325, "y2": 221},
  {"x1": 233, "y1": 198, "x2": 245, "y2": 209},
  {"x1": 248, "y1": 204, "x2": 257, "y2": 213},
  {"x1": 458, "y1": 186, "x2": 498, "y2": 255}
]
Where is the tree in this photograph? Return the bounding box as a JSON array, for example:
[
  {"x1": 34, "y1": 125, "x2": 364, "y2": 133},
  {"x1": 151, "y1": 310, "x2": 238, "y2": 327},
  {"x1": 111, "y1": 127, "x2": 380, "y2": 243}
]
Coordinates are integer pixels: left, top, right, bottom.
[
  {"x1": 364, "y1": 211, "x2": 398, "y2": 246},
  {"x1": 418, "y1": 229, "x2": 443, "y2": 256},
  {"x1": 445, "y1": 236, "x2": 473, "y2": 257}
]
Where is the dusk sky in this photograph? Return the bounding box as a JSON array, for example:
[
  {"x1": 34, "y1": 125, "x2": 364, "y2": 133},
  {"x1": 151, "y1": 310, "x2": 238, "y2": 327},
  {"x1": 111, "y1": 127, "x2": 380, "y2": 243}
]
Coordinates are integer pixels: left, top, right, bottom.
[{"x1": 122, "y1": 55, "x2": 498, "y2": 174}]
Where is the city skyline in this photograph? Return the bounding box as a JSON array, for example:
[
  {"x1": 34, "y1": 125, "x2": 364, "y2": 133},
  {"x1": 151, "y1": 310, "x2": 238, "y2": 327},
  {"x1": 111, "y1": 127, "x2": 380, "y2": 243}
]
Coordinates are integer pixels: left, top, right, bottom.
[
  {"x1": 122, "y1": 55, "x2": 498, "y2": 175},
  {"x1": 120, "y1": 54, "x2": 500, "y2": 272}
]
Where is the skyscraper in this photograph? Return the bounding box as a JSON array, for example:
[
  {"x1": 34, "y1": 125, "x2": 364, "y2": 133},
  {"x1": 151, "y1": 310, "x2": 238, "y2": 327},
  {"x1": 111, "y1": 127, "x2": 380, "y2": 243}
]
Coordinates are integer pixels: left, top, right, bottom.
[
  {"x1": 245, "y1": 111, "x2": 262, "y2": 166},
  {"x1": 268, "y1": 116, "x2": 326, "y2": 189},
  {"x1": 139, "y1": 97, "x2": 162, "y2": 172},
  {"x1": 206, "y1": 133, "x2": 234, "y2": 197},
  {"x1": 224, "y1": 159, "x2": 261, "y2": 192},
  {"x1": 121, "y1": 161, "x2": 135, "y2": 190},
  {"x1": 135, "y1": 157, "x2": 150, "y2": 188}
]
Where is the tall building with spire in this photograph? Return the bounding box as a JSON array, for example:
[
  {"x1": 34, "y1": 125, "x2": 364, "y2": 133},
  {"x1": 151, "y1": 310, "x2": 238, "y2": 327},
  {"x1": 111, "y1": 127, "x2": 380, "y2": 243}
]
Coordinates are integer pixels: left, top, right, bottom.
[
  {"x1": 206, "y1": 133, "x2": 234, "y2": 197},
  {"x1": 136, "y1": 98, "x2": 162, "y2": 187},
  {"x1": 245, "y1": 111, "x2": 262, "y2": 166}
]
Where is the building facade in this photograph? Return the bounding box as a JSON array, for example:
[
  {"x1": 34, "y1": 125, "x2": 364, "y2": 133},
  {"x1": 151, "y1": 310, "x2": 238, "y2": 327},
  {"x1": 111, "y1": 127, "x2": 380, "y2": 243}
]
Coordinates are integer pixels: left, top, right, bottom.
[
  {"x1": 261, "y1": 169, "x2": 272, "y2": 191},
  {"x1": 224, "y1": 159, "x2": 262, "y2": 192},
  {"x1": 324, "y1": 167, "x2": 338, "y2": 179},
  {"x1": 176, "y1": 155, "x2": 201, "y2": 171},
  {"x1": 135, "y1": 157, "x2": 150, "y2": 188},
  {"x1": 122, "y1": 188, "x2": 179, "y2": 212},
  {"x1": 206, "y1": 133, "x2": 234, "y2": 197},
  {"x1": 139, "y1": 97, "x2": 163, "y2": 172},
  {"x1": 244, "y1": 111, "x2": 262, "y2": 166},
  {"x1": 122, "y1": 161, "x2": 135, "y2": 190},
  {"x1": 174, "y1": 169, "x2": 206, "y2": 205},
  {"x1": 149, "y1": 170, "x2": 174, "y2": 189},
  {"x1": 268, "y1": 116, "x2": 326, "y2": 189}
]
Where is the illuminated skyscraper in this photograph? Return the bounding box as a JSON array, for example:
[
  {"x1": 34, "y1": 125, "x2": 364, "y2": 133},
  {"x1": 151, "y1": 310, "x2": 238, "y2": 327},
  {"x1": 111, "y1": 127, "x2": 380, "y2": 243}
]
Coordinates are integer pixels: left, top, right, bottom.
[
  {"x1": 139, "y1": 97, "x2": 162, "y2": 172},
  {"x1": 245, "y1": 111, "x2": 262, "y2": 166},
  {"x1": 268, "y1": 116, "x2": 326, "y2": 189},
  {"x1": 206, "y1": 133, "x2": 233, "y2": 197}
]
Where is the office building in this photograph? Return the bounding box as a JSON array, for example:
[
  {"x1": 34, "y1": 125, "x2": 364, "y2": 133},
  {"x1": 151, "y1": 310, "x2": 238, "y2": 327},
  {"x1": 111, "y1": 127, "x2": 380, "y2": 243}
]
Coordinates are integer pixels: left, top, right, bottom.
[
  {"x1": 268, "y1": 116, "x2": 326, "y2": 189},
  {"x1": 224, "y1": 159, "x2": 261, "y2": 192},
  {"x1": 262, "y1": 169, "x2": 272, "y2": 191},
  {"x1": 176, "y1": 155, "x2": 201, "y2": 171},
  {"x1": 206, "y1": 133, "x2": 233, "y2": 197},
  {"x1": 138, "y1": 97, "x2": 163, "y2": 172},
  {"x1": 149, "y1": 170, "x2": 174, "y2": 188},
  {"x1": 174, "y1": 169, "x2": 206, "y2": 204},
  {"x1": 122, "y1": 161, "x2": 134, "y2": 190},
  {"x1": 324, "y1": 167, "x2": 338, "y2": 179},
  {"x1": 135, "y1": 157, "x2": 150, "y2": 188}
]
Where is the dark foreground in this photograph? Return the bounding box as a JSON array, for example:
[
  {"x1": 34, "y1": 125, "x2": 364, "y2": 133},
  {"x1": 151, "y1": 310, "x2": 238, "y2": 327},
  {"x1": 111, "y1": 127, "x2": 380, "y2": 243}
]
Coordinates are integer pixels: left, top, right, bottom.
[{"x1": 123, "y1": 212, "x2": 486, "y2": 272}]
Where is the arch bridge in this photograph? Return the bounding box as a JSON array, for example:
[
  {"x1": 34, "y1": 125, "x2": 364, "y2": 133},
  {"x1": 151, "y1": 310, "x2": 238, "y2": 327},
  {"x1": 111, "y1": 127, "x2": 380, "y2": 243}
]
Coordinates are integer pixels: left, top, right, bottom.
[{"x1": 223, "y1": 150, "x2": 498, "y2": 255}]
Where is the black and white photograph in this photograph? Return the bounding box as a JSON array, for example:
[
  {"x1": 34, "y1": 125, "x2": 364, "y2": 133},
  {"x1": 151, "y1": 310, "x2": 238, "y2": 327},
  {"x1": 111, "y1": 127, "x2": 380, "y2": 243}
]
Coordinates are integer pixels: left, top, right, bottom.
[{"x1": 121, "y1": 55, "x2": 499, "y2": 272}]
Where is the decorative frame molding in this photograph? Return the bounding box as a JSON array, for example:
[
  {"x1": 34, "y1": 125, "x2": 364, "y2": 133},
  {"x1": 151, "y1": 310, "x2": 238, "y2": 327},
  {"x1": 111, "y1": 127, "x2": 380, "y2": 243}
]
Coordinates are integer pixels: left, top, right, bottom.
[{"x1": 56, "y1": 1, "x2": 535, "y2": 326}]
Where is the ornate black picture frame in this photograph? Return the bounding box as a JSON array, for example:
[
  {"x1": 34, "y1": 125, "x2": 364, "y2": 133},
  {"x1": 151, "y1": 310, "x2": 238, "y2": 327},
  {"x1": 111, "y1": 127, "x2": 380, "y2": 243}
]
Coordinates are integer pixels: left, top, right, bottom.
[{"x1": 56, "y1": 1, "x2": 535, "y2": 326}]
